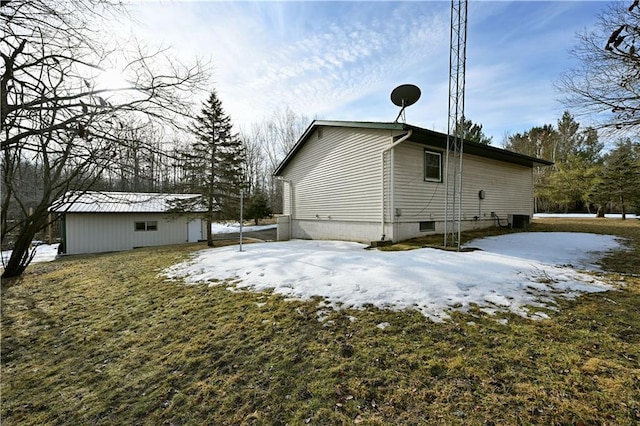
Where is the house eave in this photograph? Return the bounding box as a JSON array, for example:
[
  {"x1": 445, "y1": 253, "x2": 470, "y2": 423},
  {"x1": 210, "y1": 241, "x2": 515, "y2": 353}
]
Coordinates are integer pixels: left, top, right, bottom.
[{"x1": 273, "y1": 120, "x2": 553, "y2": 176}]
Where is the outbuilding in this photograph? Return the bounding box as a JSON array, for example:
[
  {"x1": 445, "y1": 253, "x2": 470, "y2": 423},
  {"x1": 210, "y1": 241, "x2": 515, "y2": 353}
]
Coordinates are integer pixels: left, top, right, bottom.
[
  {"x1": 50, "y1": 191, "x2": 207, "y2": 255},
  {"x1": 273, "y1": 120, "x2": 553, "y2": 244}
]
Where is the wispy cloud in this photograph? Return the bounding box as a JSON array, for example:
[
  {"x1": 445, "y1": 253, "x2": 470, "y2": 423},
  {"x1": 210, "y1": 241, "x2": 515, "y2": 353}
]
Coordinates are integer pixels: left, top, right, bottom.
[
  {"x1": 127, "y1": 1, "x2": 607, "y2": 140},
  {"x1": 220, "y1": 3, "x2": 450, "y2": 125}
]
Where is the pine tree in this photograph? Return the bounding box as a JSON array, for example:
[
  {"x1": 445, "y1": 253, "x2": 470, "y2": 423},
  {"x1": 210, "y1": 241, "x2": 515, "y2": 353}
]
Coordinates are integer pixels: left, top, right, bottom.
[
  {"x1": 455, "y1": 116, "x2": 493, "y2": 145},
  {"x1": 182, "y1": 89, "x2": 246, "y2": 245},
  {"x1": 555, "y1": 111, "x2": 581, "y2": 164},
  {"x1": 591, "y1": 139, "x2": 640, "y2": 219},
  {"x1": 244, "y1": 188, "x2": 272, "y2": 226}
]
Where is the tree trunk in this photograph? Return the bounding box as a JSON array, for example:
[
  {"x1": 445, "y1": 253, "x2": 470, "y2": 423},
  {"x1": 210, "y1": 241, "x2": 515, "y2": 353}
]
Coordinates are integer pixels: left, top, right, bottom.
[
  {"x1": 206, "y1": 218, "x2": 214, "y2": 247},
  {"x1": 596, "y1": 206, "x2": 605, "y2": 218},
  {"x1": 621, "y1": 195, "x2": 626, "y2": 220},
  {"x1": 1, "y1": 228, "x2": 36, "y2": 279}
]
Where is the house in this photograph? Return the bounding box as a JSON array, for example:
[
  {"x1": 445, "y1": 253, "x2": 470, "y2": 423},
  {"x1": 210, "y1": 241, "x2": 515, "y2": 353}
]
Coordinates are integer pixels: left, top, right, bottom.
[
  {"x1": 50, "y1": 191, "x2": 207, "y2": 255},
  {"x1": 273, "y1": 120, "x2": 553, "y2": 244}
]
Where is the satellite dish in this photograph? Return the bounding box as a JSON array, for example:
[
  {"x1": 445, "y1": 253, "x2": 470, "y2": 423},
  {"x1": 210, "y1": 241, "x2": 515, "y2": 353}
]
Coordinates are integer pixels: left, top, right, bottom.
[{"x1": 391, "y1": 84, "x2": 421, "y2": 123}]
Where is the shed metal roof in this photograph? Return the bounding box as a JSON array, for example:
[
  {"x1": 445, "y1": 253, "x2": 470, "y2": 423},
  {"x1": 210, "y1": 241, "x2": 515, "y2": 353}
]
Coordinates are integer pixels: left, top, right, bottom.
[
  {"x1": 50, "y1": 191, "x2": 206, "y2": 214},
  {"x1": 273, "y1": 120, "x2": 554, "y2": 176}
]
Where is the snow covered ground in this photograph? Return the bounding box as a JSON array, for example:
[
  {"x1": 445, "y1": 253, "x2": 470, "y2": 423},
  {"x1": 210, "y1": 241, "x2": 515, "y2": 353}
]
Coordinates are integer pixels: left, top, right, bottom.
[
  {"x1": 1, "y1": 243, "x2": 59, "y2": 266},
  {"x1": 211, "y1": 222, "x2": 277, "y2": 234},
  {"x1": 163, "y1": 233, "x2": 624, "y2": 322}
]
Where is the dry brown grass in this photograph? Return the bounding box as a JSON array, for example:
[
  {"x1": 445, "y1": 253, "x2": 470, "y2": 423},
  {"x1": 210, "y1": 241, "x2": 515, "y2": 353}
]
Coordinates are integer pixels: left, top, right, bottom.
[{"x1": 2, "y1": 220, "x2": 639, "y2": 425}]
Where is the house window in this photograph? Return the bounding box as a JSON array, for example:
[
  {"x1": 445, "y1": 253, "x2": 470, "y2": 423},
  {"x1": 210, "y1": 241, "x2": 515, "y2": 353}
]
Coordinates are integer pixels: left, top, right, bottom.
[
  {"x1": 419, "y1": 221, "x2": 435, "y2": 232},
  {"x1": 424, "y1": 150, "x2": 442, "y2": 182},
  {"x1": 135, "y1": 221, "x2": 158, "y2": 231}
]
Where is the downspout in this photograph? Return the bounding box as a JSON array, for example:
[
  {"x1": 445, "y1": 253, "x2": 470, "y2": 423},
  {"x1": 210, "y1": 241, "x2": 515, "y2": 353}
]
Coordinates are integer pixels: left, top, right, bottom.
[
  {"x1": 288, "y1": 179, "x2": 293, "y2": 238},
  {"x1": 278, "y1": 177, "x2": 293, "y2": 239},
  {"x1": 380, "y1": 130, "x2": 412, "y2": 241}
]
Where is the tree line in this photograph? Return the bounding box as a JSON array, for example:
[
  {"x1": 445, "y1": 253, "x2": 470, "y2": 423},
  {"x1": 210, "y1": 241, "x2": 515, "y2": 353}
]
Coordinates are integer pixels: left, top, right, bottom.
[{"x1": 503, "y1": 112, "x2": 640, "y2": 217}]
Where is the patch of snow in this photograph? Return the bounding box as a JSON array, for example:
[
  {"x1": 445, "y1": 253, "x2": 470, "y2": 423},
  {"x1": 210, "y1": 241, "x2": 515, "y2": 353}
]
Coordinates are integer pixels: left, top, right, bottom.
[
  {"x1": 531, "y1": 311, "x2": 550, "y2": 320},
  {"x1": 162, "y1": 233, "x2": 622, "y2": 322},
  {"x1": 464, "y1": 232, "x2": 623, "y2": 271},
  {"x1": 376, "y1": 322, "x2": 391, "y2": 330},
  {"x1": 316, "y1": 308, "x2": 332, "y2": 322},
  {"x1": 211, "y1": 222, "x2": 277, "y2": 234},
  {"x1": 1, "y1": 244, "x2": 59, "y2": 265}
]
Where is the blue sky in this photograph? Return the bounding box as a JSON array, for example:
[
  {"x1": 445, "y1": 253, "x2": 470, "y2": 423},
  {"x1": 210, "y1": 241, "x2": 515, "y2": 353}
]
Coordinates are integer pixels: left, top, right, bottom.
[{"x1": 126, "y1": 1, "x2": 609, "y2": 144}]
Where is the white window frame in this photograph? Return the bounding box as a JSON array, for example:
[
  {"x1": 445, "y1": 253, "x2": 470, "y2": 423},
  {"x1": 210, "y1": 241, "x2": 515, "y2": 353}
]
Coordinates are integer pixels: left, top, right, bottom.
[
  {"x1": 424, "y1": 150, "x2": 442, "y2": 182},
  {"x1": 134, "y1": 221, "x2": 158, "y2": 231}
]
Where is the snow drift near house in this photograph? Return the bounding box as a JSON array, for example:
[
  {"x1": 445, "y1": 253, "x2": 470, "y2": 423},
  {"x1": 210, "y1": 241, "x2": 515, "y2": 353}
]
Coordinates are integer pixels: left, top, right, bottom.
[{"x1": 162, "y1": 233, "x2": 623, "y2": 321}]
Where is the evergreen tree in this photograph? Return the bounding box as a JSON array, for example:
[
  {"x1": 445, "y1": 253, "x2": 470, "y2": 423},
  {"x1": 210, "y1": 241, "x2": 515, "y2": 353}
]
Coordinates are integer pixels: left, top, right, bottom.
[
  {"x1": 555, "y1": 111, "x2": 580, "y2": 164},
  {"x1": 504, "y1": 113, "x2": 605, "y2": 213},
  {"x1": 244, "y1": 189, "x2": 272, "y2": 226},
  {"x1": 540, "y1": 155, "x2": 601, "y2": 213},
  {"x1": 591, "y1": 139, "x2": 640, "y2": 219},
  {"x1": 182, "y1": 89, "x2": 246, "y2": 246},
  {"x1": 576, "y1": 127, "x2": 605, "y2": 164},
  {"x1": 456, "y1": 116, "x2": 493, "y2": 145}
]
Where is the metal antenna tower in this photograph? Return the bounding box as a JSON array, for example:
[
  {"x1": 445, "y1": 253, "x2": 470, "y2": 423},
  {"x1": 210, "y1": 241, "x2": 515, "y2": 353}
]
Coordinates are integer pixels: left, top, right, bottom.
[{"x1": 444, "y1": 0, "x2": 468, "y2": 250}]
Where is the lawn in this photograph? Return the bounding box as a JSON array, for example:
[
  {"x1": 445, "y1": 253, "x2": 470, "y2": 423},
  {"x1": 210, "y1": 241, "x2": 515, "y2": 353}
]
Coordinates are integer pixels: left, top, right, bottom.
[{"x1": 2, "y1": 218, "x2": 639, "y2": 425}]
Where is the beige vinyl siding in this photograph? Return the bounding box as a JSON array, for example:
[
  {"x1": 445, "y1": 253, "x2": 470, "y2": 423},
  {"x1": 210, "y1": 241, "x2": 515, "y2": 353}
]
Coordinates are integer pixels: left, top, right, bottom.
[
  {"x1": 64, "y1": 213, "x2": 191, "y2": 255},
  {"x1": 280, "y1": 127, "x2": 398, "y2": 222},
  {"x1": 459, "y1": 155, "x2": 533, "y2": 220},
  {"x1": 393, "y1": 142, "x2": 533, "y2": 223},
  {"x1": 393, "y1": 142, "x2": 446, "y2": 221}
]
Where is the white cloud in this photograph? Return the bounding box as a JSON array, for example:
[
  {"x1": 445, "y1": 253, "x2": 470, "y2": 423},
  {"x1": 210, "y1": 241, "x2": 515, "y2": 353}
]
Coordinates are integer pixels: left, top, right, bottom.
[
  {"x1": 127, "y1": 1, "x2": 450, "y2": 127},
  {"x1": 119, "y1": 1, "x2": 607, "y2": 138}
]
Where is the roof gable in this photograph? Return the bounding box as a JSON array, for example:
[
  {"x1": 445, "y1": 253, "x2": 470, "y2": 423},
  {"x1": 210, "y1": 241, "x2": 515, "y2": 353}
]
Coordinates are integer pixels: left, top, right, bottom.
[
  {"x1": 50, "y1": 191, "x2": 206, "y2": 214},
  {"x1": 274, "y1": 120, "x2": 553, "y2": 175}
]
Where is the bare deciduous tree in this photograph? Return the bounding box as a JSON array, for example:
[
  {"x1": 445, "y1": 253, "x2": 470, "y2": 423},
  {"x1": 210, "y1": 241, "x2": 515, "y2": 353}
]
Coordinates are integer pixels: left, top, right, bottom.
[
  {"x1": 237, "y1": 108, "x2": 308, "y2": 213},
  {"x1": 1, "y1": 0, "x2": 208, "y2": 278},
  {"x1": 560, "y1": 1, "x2": 640, "y2": 130}
]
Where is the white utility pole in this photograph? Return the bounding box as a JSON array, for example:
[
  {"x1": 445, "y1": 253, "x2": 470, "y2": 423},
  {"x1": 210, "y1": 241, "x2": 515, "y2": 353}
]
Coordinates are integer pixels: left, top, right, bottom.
[{"x1": 239, "y1": 189, "x2": 244, "y2": 252}]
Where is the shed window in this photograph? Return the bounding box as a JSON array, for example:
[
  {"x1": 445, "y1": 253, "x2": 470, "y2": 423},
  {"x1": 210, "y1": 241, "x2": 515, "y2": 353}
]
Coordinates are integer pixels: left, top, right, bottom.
[
  {"x1": 135, "y1": 221, "x2": 158, "y2": 231},
  {"x1": 424, "y1": 150, "x2": 442, "y2": 182}
]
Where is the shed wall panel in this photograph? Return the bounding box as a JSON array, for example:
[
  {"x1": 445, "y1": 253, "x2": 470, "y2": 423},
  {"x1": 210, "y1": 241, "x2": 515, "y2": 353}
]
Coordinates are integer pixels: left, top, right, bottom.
[{"x1": 64, "y1": 213, "x2": 192, "y2": 254}]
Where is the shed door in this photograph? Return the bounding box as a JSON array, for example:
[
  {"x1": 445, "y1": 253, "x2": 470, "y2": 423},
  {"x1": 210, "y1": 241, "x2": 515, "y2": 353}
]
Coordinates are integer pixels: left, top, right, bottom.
[{"x1": 187, "y1": 219, "x2": 201, "y2": 242}]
